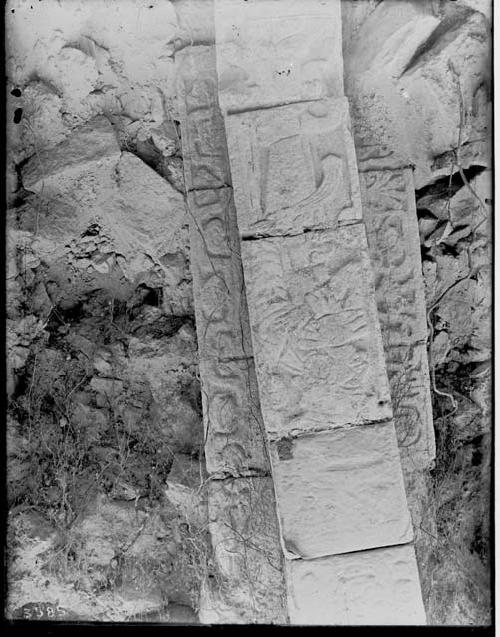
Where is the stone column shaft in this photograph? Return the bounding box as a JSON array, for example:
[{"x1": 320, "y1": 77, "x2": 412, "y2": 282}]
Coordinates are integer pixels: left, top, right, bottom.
[{"x1": 175, "y1": 11, "x2": 288, "y2": 623}]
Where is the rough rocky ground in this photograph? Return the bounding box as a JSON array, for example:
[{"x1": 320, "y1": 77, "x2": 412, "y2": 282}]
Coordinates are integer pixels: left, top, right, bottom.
[{"x1": 5, "y1": 0, "x2": 492, "y2": 625}]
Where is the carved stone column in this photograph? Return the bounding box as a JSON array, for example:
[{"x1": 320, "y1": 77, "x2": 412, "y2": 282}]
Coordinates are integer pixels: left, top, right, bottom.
[
  {"x1": 174, "y1": 4, "x2": 288, "y2": 623},
  {"x1": 214, "y1": 0, "x2": 426, "y2": 625}
]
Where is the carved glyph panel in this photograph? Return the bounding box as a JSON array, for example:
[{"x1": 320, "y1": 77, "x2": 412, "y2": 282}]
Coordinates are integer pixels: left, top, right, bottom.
[
  {"x1": 269, "y1": 422, "x2": 413, "y2": 559},
  {"x1": 286, "y1": 544, "x2": 426, "y2": 625},
  {"x1": 359, "y1": 167, "x2": 435, "y2": 464},
  {"x1": 215, "y1": 0, "x2": 344, "y2": 112},
  {"x1": 241, "y1": 225, "x2": 392, "y2": 438},
  {"x1": 360, "y1": 168, "x2": 428, "y2": 343},
  {"x1": 207, "y1": 476, "x2": 288, "y2": 624},
  {"x1": 187, "y1": 188, "x2": 253, "y2": 362},
  {"x1": 386, "y1": 343, "x2": 434, "y2": 467},
  {"x1": 225, "y1": 98, "x2": 362, "y2": 237},
  {"x1": 198, "y1": 356, "x2": 270, "y2": 476},
  {"x1": 176, "y1": 45, "x2": 232, "y2": 190}
]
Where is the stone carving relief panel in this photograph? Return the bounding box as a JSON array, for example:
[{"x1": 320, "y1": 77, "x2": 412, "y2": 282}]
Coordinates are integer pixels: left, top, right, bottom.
[
  {"x1": 187, "y1": 188, "x2": 252, "y2": 362},
  {"x1": 215, "y1": 0, "x2": 344, "y2": 112},
  {"x1": 226, "y1": 98, "x2": 362, "y2": 237},
  {"x1": 241, "y1": 225, "x2": 392, "y2": 439},
  {"x1": 177, "y1": 46, "x2": 231, "y2": 190},
  {"x1": 198, "y1": 356, "x2": 269, "y2": 476},
  {"x1": 359, "y1": 167, "x2": 435, "y2": 464}
]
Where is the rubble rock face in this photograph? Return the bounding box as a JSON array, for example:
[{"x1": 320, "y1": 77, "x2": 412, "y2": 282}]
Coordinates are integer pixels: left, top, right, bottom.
[
  {"x1": 6, "y1": 0, "x2": 204, "y2": 623},
  {"x1": 214, "y1": 0, "x2": 425, "y2": 625}
]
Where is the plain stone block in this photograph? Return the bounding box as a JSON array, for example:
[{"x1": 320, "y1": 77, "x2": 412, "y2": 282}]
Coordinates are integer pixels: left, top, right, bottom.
[
  {"x1": 206, "y1": 476, "x2": 288, "y2": 623},
  {"x1": 286, "y1": 543, "x2": 426, "y2": 625},
  {"x1": 270, "y1": 422, "x2": 413, "y2": 559},
  {"x1": 187, "y1": 188, "x2": 253, "y2": 362}
]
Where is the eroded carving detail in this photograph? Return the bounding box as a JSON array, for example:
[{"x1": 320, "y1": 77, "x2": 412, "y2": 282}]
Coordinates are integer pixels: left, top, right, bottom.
[
  {"x1": 269, "y1": 422, "x2": 413, "y2": 559},
  {"x1": 177, "y1": 46, "x2": 231, "y2": 190},
  {"x1": 187, "y1": 188, "x2": 252, "y2": 362},
  {"x1": 215, "y1": 0, "x2": 344, "y2": 112},
  {"x1": 199, "y1": 356, "x2": 270, "y2": 476},
  {"x1": 207, "y1": 477, "x2": 288, "y2": 623},
  {"x1": 226, "y1": 98, "x2": 362, "y2": 237}
]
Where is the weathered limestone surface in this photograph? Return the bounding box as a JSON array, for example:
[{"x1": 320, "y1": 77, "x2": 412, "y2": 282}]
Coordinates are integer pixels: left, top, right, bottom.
[
  {"x1": 215, "y1": 0, "x2": 344, "y2": 112},
  {"x1": 202, "y1": 477, "x2": 288, "y2": 624},
  {"x1": 286, "y1": 544, "x2": 427, "y2": 625},
  {"x1": 270, "y1": 423, "x2": 413, "y2": 559},
  {"x1": 241, "y1": 225, "x2": 392, "y2": 439},
  {"x1": 225, "y1": 98, "x2": 362, "y2": 237},
  {"x1": 198, "y1": 357, "x2": 268, "y2": 476}
]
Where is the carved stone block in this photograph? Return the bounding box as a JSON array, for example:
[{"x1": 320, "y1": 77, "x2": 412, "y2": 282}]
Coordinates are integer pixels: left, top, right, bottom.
[
  {"x1": 215, "y1": 0, "x2": 344, "y2": 112},
  {"x1": 286, "y1": 544, "x2": 426, "y2": 625},
  {"x1": 241, "y1": 225, "x2": 392, "y2": 439},
  {"x1": 187, "y1": 188, "x2": 253, "y2": 362},
  {"x1": 225, "y1": 98, "x2": 362, "y2": 237},
  {"x1": 199, "y1": 357, "x2": 270, "y2": 476},
  {"x1": 176, "y1": 46, "x2": 232, "y2": 190},
  {"x1": 269, "y1": 422, "x2": 413, "y2": 559},
  {"x1": 206, "y1": 476, "x2": 288, "y2": 623}
]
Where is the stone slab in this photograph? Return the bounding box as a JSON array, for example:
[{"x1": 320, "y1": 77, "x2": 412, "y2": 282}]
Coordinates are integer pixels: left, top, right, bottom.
[
  {"x1": 286, "y1": 544, "x2": 426, "y2": 625},
  {"x1": 225, "y1": 98, "x2": 362, "y2": 237},
  {"x1": 206, "y1": 476, "x2": 288, "y2": 623},
  {"x1": 270, "y1": 422, "x2": 413, "y2": 559},
  {"x1": 176, "y1": 46, "x2": 232, "y2": 190},
  {"x1": 241, "y1": 225, "x2": 392, "y2": 439},
  {"x1": 22, "y1": 115, "x2": 120, "y2": 191},
  {"x1": 187, "y1": 188, "x2": 253, "y2": 362},
  {"x1": 215, "y1": 0, "x2": 344, "y2": 112},
  {"x1": 198, "y1": 357, "x2": 270, "y2": 476}
]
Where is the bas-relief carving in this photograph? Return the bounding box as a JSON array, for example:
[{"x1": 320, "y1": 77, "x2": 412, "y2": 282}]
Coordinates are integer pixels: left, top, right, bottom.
[
  {"x1": 176, "y1": 46, "x2": 231, "y2": 190},
  {"x1": 187, "y1": 189, "x2": 252, "y2": 362},
  {"x1": 269, "y1": 422, "x2": 413, "y2": 559},
  {"x1": 241, "y1": 225, "x2": 392, "y2": 439},
  {"x1": 286, "y1": 544, "x2": 426, "y2": 625},
  {"x1": 215, "y1": 0, "x2": 344, "y2": 112},
  {"x1": 207, "y1": 477, "x2": 288, "y2": 623},
  {"x1": 199, "y1": 356, "x2": 270, "y2": 476},
  {"x1": 225, "y1": 98, "x2": 362, "y2": 237},
  {"x1": 359, "y1": 167, "x2": 435, "y2": 464}
]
